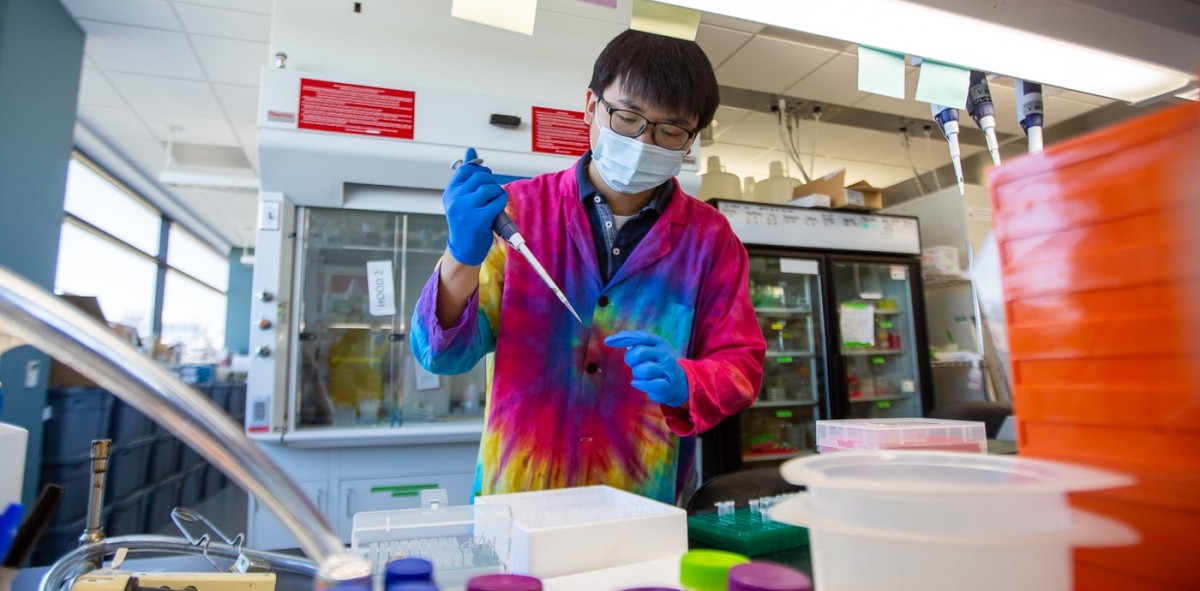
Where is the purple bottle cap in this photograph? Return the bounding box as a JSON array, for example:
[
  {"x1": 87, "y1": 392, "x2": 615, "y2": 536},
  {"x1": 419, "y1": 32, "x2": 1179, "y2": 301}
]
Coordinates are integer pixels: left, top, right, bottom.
[
  {"x1": 385, "y1": 557, "x2": 434, "y2": 583},
  {"x1": 466, "y1": 574, "x2": 543, "y2": 591},
  {"x1": 727, "y1": 562, "x2": 812, "y2": 591},
  {"x1": 618, "y1": 588, "x2": 683, "y2": 591}
]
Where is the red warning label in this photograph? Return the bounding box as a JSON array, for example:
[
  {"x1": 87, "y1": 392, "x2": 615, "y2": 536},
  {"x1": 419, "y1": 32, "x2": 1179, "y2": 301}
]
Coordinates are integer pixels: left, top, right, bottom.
[
  {"x1": 532, "y1": 106, "x2": 590, "y2": 156},
  {"x1": 298, "y1": 78, "x2": 415, "y2": 140}
]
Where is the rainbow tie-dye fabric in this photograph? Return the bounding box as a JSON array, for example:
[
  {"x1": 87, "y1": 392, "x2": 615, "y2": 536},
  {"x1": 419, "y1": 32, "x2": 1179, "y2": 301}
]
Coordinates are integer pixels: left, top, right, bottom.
[{"x1": 411, "y1": 161, "x2": 765, "y2": 504}]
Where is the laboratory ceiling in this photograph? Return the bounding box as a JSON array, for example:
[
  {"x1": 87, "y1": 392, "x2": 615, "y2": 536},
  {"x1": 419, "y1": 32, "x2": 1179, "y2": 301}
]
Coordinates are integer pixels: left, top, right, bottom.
[{"x1": 58, "y1": 0, "x2": 1197, "y2": 251}]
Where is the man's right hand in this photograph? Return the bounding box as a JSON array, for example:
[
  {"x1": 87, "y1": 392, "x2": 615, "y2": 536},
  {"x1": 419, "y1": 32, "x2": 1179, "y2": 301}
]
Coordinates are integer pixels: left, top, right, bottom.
[{"x1": 444, "y1": 147, "x2": 507, "y2": 266}]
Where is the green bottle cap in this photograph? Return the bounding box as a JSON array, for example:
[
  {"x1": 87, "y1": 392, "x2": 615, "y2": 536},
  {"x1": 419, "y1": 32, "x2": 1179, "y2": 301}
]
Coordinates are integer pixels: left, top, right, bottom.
[{"x1": 680, "y1": 549, "x2": 751, "y2": 591}]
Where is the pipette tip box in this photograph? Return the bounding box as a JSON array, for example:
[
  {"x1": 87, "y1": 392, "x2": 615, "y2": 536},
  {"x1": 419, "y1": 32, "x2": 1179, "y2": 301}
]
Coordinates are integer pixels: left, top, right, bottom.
[
  {"x1": 816, "y1": 418, "x2": 987, "y2": 453},
  {"x1": 474, "y1": 484, "x2": 688, "y2": 579}
]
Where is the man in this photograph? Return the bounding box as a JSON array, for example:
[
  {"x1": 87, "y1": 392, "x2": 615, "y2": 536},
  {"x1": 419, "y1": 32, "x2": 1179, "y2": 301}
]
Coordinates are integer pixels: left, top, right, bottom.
[{"x1": 411, "y1": 29, "x2": 765, "y2": 505}]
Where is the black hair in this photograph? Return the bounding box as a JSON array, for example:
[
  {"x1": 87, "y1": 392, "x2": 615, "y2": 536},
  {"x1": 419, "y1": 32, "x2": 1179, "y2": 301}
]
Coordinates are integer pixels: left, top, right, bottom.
[{"x1": 589, "y1": 29, "x2": 720, "y2": 132}]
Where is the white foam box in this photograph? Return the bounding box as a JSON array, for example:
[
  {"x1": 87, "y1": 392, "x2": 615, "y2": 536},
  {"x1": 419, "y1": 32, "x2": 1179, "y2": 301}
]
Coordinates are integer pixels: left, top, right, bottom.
[
  {"x1": 786, "y1": 194, "x2": 831, "y2": 208},
  {"x1": 473, "y1": 485, "x2": 687, "y2": 579},
  {"x1": 1, "y1": 422, "x2": 28, "y2": 508}
]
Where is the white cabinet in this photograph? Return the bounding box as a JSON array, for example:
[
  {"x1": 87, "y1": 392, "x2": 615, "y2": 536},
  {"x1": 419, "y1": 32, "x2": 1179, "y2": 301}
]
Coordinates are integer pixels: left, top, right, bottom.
[
  {"x1": 247, "y1": 439, "x2": 479, "y2": 550},
  {"x1": 248, "y1": 480, "x2": 328, "y2": 551}
]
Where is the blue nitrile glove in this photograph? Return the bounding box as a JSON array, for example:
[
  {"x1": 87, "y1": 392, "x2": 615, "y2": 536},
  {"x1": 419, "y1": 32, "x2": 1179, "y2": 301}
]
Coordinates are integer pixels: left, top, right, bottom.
[
  {"x1": 605, "y1": 330, "x2": 689, "y2": 408},
  {"x1": 443, "y1": 147, "x2": 507, "y2": 266}
]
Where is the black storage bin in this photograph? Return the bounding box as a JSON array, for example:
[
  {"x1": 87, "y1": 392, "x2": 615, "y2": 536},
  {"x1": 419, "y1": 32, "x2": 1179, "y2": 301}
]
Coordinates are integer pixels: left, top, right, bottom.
[
  {"x1": 228, "y1": 383, "x2": 247, "y2": 422},
  {"x1": 203, "y1": 463, "x2": 225, "y2": 498},
  {"x1": 107, "y1": 439, "x2": 152, "y2": 498},
  {"x1": 108, "y1": 397, "x2": 155, "y2": 444},
  {"x1": 105, "y1": 490, "x2": 149, "y2": 536},
  {"x1": 32, "y1": 518, "x2": 84, "y2": 567},
  {"x1": 146, "y1": 476, "x2": 182, "y2": 534},
  {"x1": 43, "y1": 387, "x2": 111, "y2": 460},
  {"x1": 149, "y1": 435, "x2": 182, "y2": 482},
  {"x1": 39, "y1": 456, "x2": 91, "y2": 525},
  {"x1": 180, "y1": 465, "x2": 205, "y2": 508}
]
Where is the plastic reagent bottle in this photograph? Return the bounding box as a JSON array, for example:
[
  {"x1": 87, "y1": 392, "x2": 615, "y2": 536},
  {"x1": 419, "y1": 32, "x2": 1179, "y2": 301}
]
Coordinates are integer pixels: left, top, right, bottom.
[
  {"x1": 727, "y1": 562, "x2": 812, "y2": 591},
  {"x1": 930, "y1": 103, "x2": 966, "y2": 195},
  {"x1": 680, "y1": 549, "x2": 751, "y2": 591},
  {"x1": 966, "y1": 71, "x2": 1002, "y2": 167},
  {"x1": 466, "y1": 574, "x2": 543, "y2": 591}
]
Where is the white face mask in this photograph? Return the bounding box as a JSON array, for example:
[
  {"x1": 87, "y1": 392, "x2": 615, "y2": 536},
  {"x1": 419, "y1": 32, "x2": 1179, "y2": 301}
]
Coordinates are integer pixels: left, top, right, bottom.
[{"x1": 591, "y1": 126, "x2": 685, "y2": 194}]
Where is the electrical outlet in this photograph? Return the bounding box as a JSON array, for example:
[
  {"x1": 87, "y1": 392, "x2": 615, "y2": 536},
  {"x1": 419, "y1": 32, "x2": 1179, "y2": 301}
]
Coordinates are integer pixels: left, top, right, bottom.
[{"x1": 25, "y1": 359, "x2": 40, "y2": 388}]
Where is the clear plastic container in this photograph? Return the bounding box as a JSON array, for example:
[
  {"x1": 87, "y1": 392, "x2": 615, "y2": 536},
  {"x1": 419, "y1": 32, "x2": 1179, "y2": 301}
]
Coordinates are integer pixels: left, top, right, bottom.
[
  {"x1": 771, "y1": 451, "x2": 1138, "y2": 591},
  {"x1": 815, "y1": 418, "x2": 987, "y2": 454},
  {"x1": 350, "y1": 503, "x2": 512, "y2": 590}
]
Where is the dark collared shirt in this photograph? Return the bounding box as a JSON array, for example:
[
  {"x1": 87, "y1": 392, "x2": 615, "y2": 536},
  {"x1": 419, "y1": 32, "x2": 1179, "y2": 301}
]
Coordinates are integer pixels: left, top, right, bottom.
[{"x1": 576, "y1": 151, "x2": 674, "y2": 284}]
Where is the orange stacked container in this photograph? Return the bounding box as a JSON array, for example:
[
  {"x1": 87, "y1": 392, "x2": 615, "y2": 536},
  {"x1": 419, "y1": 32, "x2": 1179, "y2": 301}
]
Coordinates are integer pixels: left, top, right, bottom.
[{"x1": 988, "y1": 100, "x2": 1200, "y2": 590}]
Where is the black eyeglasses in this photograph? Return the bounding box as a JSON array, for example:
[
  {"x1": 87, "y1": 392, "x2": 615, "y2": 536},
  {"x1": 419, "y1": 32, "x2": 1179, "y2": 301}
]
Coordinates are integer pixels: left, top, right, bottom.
[{"x1": 597, "y1": 97, "x2": 697, "y2": 151}]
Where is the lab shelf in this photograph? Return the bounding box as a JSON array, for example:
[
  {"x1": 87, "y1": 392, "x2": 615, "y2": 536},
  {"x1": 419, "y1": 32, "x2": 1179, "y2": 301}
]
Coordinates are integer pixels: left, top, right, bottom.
[
  {"x1": 841, "y1": 348, "x2": 905, "y2": 356},
  {"x1": 931, "y1": 360, "x2": 987, "y2": 369},
  {"x1": 751, "y1": 399, "x2": 819, "y2": 409},
  {"x1": 753, "y1": 306, "x2": 812, "y2": 316},
  {"x1": 923, "y1": 273, "x2": 970, "y2": 290},
  {"x1": 849, "y1": 394, "x2": 912, "y2": 403},
  {"x1": 743, "y1": 451, "x2": 806, "y2": 463},
  {"x1": 765, "y1": 350, "x2": 817, "y2": 359}
]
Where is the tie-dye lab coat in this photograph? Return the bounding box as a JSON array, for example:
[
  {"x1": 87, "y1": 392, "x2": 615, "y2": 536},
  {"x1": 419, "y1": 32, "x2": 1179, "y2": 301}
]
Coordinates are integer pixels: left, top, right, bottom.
[{"x1": 411, "y1": 162, "x2": 766, "y2": 504}]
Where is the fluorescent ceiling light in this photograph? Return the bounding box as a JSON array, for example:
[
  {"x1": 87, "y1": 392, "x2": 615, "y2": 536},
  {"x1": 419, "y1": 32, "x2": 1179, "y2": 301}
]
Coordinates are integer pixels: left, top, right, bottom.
[
  {"x1": 159, "y1": 170, "x2": 259, "y2": 193},
  {"x1": 658, "y1": 0, "x2": 1194, "y2": 103},
  {"x1": 451, "y1": 0, "x2": 537, "y2": 35}
]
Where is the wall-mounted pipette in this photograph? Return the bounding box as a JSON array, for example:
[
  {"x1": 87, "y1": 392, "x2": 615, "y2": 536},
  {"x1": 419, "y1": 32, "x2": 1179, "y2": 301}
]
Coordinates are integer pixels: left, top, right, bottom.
[
  {"x1": 966, "y1": 71, "x2": 1002, "y2": 166},
  {"x1": 930, "y1": 103, "x2": 966, "y2": 195},
  {"x1": 1014, "y1": 80, "x2": 1045, "y2": 154},
  {"x1": 453, "y1": 156, "x2": 583, "y2": 324}
]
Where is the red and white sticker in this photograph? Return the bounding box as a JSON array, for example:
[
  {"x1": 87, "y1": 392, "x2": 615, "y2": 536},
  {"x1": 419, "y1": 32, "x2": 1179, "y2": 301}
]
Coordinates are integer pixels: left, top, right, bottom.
[
  {"x1": 298, "y1": 78, "x2": 415, "y2": 140},
  {"x1": 532, "y1": 106, "x2": 589, "y2": 156}
]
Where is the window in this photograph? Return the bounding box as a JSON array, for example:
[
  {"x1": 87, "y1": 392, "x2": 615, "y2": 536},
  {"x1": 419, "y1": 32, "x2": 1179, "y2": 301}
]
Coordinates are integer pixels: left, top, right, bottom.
[
  {"x1": 161, "y1": 270, "x2": 227, "y2": 361},
  {"x1": 62, "y1": 159, "x2": 160, "y2": 255},
  {"x1": 55, "y1": 153, "x2": 230, "y2": 360},
  {"x1": 55, "y1": 222, "x2": 157, "y2": 338}
]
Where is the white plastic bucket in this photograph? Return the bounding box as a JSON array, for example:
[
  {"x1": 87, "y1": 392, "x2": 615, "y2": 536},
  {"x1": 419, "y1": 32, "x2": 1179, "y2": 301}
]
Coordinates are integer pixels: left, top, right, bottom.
[{"x1": 771, "y1": 451, "x2": 1139, "y2": 591}]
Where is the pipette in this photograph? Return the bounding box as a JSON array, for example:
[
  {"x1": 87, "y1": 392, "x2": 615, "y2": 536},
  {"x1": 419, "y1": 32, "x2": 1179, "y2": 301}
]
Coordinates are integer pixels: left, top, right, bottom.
[
  {"x1": 1014, "y1": 80, "x2": 1045, "y2": 154},
  {"x1": 930, "y1": 103, "x2": 966, "y2": 195},
  {"x1": 452, "y1": 157, "x2": 583, "y2": 324},
  {"x1": 966, "y1": 71, "x2": 1002, "y2": 167}
]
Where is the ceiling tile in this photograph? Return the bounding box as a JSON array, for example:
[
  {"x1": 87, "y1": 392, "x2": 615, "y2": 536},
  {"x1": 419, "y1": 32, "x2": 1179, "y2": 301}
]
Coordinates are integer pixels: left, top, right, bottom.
[
  {"x1": 231, "y1": 121, "x2": 259, "y2": 170},
  {"x1": 80, "y1": 21, "x2": 205, "y2": 79},
  {"x1": 77, "y1": 68, "x2": 126, "y2": 108},
  {"x1": 712, "y1": 112, "x2": 811, "y2": 148},
  {"x1": 172, "y1": 188, "x2": 257, "y2": 247},
  {"x1": 716, "y1": 36, "x2": 838, "y2": 95},
  {"x1": 806, "y1": 122, "x2": 878, "y2": 158},
  {"x1": 78, "y1": 105, "x2": 156, "y2": 141},
  {"x1": 213, "y1": 84, "x2": 259, "y2": 122},
  {"x1": 175, "y1": 3, "x2": 271, "y2": 42},
  {"x1": 1044, "y1": 96, "x2": 1100, "y2": 124},
  {"x1": 190, "y1": 36, "x2": 269, "y2": 86},
  {"x1": 709, "y1": 105, "x2": 753, "y2": 140},
  {"x1": 173, "y1": 0, "x2": 272, "y2": 15},
  {"x1": 61, "y1": 0, "x2": 180, "y2": 30},
  {"x1": 140, "y1": 112, "x2": 240, "y2": 145},
  {"x1": 1055, "y1": 89, "x2": 1114, "y2": 107},
  {"x1": 987, "y1": 78, "x2": 1024, "y2": 136},
  {"x1": 695, "y1": 24, "x2": 753, "y2": 70},
  {"x1": 699, "y1": 12, "x2": 766, "y2": 34},
  {"x1": 107, "y1": 72, "x2": 224, "y2": 118},
  {"x1": 784, "y1": 53, "x2": 871, "y2": 107},
  {"x1": 112, "y1": 138, "x2": 172, "y2": 178}
]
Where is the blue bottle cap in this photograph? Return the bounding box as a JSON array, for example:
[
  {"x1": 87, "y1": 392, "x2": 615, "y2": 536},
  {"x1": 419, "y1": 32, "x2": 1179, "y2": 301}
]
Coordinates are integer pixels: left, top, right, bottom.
[{"x1": 385, "y1": 557, "x2": 434, "y2": 583}]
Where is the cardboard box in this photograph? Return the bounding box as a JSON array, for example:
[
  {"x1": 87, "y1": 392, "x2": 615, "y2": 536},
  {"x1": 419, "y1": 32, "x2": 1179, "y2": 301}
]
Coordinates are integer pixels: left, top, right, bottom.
[
  {"x1": 786, "y1": 193, "x2": 832, "y2": 208},
  {"x1": 49, "y1": 295, "x2": 107, "y2": 387},
  {"x1": 792, "y1": 168, "x2": 884, "y2": 211}
]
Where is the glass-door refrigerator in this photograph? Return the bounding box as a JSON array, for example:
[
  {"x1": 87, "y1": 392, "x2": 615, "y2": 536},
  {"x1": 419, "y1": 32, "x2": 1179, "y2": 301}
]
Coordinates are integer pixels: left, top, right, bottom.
[{"x1": 699, "y1": 201, "x2": 933, "y2": 479}]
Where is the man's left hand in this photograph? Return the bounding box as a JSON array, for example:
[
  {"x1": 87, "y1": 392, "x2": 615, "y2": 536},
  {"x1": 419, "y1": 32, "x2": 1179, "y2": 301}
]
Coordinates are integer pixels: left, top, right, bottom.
[{"x1": 605, "y1": 330, "x2": 689, "y2": 408}]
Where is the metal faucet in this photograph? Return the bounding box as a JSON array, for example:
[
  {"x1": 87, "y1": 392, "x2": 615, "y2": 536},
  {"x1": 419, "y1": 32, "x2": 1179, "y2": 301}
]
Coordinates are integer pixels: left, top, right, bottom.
[{"x1": 0, "y1": 265, "x2": 352, "y2": 573}]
